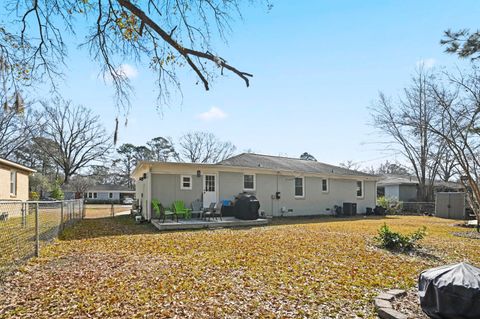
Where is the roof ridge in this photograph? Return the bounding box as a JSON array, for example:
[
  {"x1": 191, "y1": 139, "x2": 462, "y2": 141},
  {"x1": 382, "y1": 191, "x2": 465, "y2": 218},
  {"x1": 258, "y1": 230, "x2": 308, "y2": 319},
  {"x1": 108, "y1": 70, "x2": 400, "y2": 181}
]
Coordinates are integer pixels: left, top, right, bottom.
[{"x1": 221, "y1": 153, "x2": 374, "y2": 177}]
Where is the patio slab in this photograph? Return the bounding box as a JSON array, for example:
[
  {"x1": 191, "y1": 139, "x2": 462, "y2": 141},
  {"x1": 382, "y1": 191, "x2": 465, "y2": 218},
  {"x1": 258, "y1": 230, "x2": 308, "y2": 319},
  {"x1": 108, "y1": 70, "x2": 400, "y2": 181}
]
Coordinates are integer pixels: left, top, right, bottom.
[{"x1": 151, "y1": 216, "x2": 269, "y2": 231}]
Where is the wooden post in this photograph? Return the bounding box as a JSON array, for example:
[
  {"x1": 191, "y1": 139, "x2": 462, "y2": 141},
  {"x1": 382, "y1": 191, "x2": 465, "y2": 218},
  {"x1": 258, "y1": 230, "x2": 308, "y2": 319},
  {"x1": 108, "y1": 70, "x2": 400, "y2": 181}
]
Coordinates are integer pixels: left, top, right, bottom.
[{"x1": 35, "y1": 202, "x2": 39, "y2": 257}]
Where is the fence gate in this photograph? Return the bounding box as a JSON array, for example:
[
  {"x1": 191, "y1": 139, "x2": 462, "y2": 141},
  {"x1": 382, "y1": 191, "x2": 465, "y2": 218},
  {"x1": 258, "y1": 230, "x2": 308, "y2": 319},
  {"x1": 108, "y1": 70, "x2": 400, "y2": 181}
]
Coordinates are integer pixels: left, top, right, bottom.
[{"x1": 435, "y1": 192, "x2": 466, "y2": 219}]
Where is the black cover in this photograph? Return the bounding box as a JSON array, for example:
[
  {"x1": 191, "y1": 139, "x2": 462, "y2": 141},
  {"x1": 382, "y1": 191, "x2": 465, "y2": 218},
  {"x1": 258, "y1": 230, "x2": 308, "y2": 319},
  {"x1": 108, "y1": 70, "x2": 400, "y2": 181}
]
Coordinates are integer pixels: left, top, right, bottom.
[
  {"x1": 233, "y1": 194, "x2": 260, "y2": 220},
  {"x1": 419, "y1": 262, "x2": 480, "y2": 319},
  {"x1": 221, "y1": 205, "x2": 235, "y2": 217}
]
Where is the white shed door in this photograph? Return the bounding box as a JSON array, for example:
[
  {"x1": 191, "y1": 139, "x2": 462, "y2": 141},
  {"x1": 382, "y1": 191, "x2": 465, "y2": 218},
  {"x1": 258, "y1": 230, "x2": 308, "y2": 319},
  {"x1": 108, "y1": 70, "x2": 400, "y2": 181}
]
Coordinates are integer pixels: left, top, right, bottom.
[{"x1": 203, "y1": 174, "x2": 217, "y2": 208}]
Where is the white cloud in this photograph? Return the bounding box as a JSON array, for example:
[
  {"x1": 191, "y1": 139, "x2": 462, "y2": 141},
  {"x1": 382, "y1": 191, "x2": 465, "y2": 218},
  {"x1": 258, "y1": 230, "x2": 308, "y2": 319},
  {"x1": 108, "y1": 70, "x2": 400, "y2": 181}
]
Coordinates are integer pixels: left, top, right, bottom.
[
  {"x1": 416, "y1": 58, "x2": 436, "y2": 69},
  {"x1": 100, "y1": 63, "x2": 139, "y2": 83},
  {"x1": 117, "y1": 63, "x2": 138, "y2": 79},
  {"x1": 197, "y1": 106, "x2": 228, "y2": 121}
]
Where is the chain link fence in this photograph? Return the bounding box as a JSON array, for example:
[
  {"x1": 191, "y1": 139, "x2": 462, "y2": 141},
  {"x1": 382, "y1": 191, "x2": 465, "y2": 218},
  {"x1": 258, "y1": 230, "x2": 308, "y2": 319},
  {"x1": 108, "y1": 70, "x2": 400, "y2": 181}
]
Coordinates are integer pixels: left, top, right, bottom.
[{"x1": 0, "y1": 199, "x2": 84, "y2": 277}]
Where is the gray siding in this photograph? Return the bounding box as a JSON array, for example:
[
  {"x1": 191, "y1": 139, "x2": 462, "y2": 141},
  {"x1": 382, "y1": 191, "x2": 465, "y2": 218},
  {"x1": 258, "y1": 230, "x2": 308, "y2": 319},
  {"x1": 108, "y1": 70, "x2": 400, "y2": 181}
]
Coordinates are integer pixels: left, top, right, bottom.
[
  {"x1": 136, "y1": 179, "x2": 148, "y2": 216},
  {"x1": 261, "y1": 176, "x2": 375, "y2": 217},
  {"x1": 384, "y1": 184, "x2": 418, "y2": 202},
  {"x1": 147, "y1": 171, "x2": 376, "y2": 217},
  {"x1": 219, "y1": 172, "x2": 375, "y2": 217},
  {"x1": 150, "y1": 173, "x2": 203, "y2": 210}
]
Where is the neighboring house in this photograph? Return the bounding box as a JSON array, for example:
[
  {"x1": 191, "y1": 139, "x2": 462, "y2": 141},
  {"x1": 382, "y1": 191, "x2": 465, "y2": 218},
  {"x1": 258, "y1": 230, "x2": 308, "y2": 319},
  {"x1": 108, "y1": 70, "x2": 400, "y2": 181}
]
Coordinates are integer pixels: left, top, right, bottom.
[
  {"x1": 377, "y1": 174, "x2": 464, "y2": 202},
  {"x1": 63, "y1": 184, "x2": 135, "y2": 203},
  {"x1": 0, "y1": 157, "x2": 36, "y2": 201},
  {"x1": 132, "y1": 153, "x2": 378, "y2": 221}
]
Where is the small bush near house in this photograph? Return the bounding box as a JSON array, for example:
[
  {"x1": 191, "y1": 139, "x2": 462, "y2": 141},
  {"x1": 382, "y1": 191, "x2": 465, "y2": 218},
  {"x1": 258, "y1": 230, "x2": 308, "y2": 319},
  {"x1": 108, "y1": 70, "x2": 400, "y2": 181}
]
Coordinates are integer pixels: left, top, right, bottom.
[
  {"x1": 375, "y1": 223, "x2": 427, "y2": 252},
  {"x1": 377, "y1": 196, "x2": 403, "y2": 214},
  {"x1": 29, "y1": 191, "x2": 40, "y2": 200}
]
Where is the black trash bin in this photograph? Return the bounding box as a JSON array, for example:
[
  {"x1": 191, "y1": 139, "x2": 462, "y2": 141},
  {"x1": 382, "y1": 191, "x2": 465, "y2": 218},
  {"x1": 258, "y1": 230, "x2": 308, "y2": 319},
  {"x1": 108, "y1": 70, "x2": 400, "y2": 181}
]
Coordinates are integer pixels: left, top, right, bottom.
[{"x1": 419, "y1": 262, "x2": 480, "y2": 319}]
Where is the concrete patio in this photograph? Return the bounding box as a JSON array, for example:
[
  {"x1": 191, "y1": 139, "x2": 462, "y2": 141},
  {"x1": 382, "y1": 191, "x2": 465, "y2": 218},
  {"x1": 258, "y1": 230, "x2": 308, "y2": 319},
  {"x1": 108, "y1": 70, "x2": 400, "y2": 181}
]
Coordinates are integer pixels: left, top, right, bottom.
[{"x1": 151, "y1": 216, "x2": 269, "y2": 231}]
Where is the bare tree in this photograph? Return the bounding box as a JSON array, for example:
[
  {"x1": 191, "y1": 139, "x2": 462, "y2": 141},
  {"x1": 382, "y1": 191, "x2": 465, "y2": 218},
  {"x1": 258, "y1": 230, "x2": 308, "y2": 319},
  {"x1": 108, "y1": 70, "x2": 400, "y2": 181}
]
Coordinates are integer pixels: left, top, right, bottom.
[
  {"x1": 36, "y1": 98, "x2": 112, "y2": 184},
  {"x1": 68, "y1": 175, "x2": 95, "y2": 198},
  {"x1": 428, "y1": 66, "x2": 480, "y2": 228},
  {"x1": 436, "y1": 146, "x2": 458, "y2": 182},
  {"x1": 1, "y1": 0, "x2": 264, "y2": 109},
  {"x1": 339, "y1": 160, "x2": 361, "y2": 171},
  {"x1": 371, "y1": 66, "x2": 445, "y2": 201},
  {"x1": 0, "y1": 107, "x2": 39, "y2": 159},
  {"x1": 366, "y1": 160, "x2": 410, "y2": 175},
  {"x1": 179, "y1": 131, "x2": 236, "y2": 163}
]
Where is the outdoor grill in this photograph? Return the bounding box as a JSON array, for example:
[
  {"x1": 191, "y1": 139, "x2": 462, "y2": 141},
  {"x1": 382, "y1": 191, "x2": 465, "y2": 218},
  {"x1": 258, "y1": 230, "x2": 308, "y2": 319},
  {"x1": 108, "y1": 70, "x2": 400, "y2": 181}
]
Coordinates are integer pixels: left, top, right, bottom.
[{"x1": 232, "y1": 193, "x2": 260, "y2": 220}]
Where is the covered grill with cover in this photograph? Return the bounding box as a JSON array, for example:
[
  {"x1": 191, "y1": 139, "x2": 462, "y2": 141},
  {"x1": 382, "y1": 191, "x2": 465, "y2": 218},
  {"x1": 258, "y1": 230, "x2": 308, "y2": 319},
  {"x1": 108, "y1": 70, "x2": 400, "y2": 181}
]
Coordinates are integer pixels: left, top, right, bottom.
[{"x1": 419, "y1": 262, "x2": 480, "y2": 319}]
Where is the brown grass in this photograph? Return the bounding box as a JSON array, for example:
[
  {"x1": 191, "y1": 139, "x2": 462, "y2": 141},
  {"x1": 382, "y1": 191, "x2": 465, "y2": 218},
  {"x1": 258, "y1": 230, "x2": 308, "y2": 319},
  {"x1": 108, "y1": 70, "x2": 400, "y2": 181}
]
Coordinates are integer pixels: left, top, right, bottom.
[{"x1": 0, "y1": 215, "x2": 477, "y2": 318}]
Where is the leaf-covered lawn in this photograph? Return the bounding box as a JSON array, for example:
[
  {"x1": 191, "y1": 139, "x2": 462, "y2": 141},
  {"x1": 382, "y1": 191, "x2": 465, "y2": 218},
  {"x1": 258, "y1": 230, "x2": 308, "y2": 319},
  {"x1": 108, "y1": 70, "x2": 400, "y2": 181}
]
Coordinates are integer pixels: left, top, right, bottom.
[
  {"x1": 0, "y1": 216, "x2": 478, "y2": 318},
  {"x1": 0, "y1": 212, "x2": 62, "y2": 276}
]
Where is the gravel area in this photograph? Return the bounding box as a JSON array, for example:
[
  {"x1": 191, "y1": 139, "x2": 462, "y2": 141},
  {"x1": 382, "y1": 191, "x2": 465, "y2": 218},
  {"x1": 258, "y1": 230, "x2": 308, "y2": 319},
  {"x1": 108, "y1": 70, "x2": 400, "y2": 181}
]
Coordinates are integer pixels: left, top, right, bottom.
[
  {"x1": 391, "y1": 289, "x2": 429, "y2": 319},
  {"x1": 453, "y1": 231, "x2": 480, "y2": 239}
]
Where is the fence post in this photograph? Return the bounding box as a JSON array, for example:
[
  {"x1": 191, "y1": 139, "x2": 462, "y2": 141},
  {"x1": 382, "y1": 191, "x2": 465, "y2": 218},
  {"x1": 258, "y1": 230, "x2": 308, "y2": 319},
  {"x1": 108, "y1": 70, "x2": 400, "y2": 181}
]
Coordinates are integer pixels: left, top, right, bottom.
[
  {"x1": 35, "y1": 202, "x2": 39, "y2": 257},
  {"x1": 82, "y1": 199, "x2": 86, "y2": 219},
  {"x1": 73, "y1": 201, "x2": 76, "y2": 220},
  {"x1": 21, "y1": 202, "x2": 26, "y2": 228},
  {"x1": 60, "y1": 201, "x2": 64, "y2": 230},
  {"x1": 111, "y1": 202, "x2": 114, "y2": 218}
]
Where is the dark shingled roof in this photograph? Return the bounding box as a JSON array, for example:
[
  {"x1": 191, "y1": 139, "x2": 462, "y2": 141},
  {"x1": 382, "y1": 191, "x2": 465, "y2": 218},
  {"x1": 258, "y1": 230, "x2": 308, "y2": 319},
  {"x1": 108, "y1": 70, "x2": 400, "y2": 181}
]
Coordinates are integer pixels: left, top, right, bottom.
[
  {"x1": 217, "y1": 153, "x2": 374, "y2": 177},
  {"x1": 377, "y1": 174, "x2": 464, "y2": 189}
]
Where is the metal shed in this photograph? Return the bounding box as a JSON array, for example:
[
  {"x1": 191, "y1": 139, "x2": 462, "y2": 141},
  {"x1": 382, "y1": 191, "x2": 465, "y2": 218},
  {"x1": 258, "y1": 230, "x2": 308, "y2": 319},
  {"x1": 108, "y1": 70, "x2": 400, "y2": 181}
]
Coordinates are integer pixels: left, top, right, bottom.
[{"x1": 435, "y1": 192, "x2": 467, "y2": 220}]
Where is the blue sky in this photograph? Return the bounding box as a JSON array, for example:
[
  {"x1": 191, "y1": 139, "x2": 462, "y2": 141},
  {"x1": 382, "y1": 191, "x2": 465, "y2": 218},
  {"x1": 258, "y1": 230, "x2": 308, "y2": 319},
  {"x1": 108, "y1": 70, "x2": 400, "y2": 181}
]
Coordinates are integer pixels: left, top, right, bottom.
[{"x1": 41, "y1": 1, "x2": 479, "y2": 167}]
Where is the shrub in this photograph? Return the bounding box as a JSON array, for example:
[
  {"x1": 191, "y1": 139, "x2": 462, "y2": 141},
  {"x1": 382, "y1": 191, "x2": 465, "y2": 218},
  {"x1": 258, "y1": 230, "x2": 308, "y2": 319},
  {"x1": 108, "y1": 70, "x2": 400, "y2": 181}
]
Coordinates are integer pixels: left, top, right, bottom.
[
  {"x1": 50, "y1": 181, "x2": 64, "y2": 200},
  {"x1": 377, "y1": 196, "x2": 403, "y2": 215},
  {"x1": 29, "y1": 191, "x2": 40, "y2": 200},
  {"x1": 375, "y1": 223, "x2": 427, "y2": 252}
]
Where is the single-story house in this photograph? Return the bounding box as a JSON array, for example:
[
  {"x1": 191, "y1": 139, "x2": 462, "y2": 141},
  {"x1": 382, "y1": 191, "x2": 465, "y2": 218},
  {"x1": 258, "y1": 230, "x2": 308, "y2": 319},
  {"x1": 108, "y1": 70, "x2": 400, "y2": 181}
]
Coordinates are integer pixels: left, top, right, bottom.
[
  {"x1": 63, "y1": 184, "x2": 135, "y2": 203},
  {"x1": 0, "y1": 157, "x2": 35, "y2": 201},
  {"x1": 377, "y1": 174, "x2": 464, "y2": 202},
  {"x1": 132, "y1": 153, "x2": 378, "y2": 221}
]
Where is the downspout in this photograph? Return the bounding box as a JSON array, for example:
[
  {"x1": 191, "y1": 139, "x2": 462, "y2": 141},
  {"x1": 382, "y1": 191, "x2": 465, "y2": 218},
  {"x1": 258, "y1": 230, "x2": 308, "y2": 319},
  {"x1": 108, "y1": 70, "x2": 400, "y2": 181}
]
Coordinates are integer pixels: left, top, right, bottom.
[
  {"x1": 276, "y1": 171, "x2": 279, "y2": 217},
  {"x1": 147, "y1": 167, "x2": 152, "y2": 221}
]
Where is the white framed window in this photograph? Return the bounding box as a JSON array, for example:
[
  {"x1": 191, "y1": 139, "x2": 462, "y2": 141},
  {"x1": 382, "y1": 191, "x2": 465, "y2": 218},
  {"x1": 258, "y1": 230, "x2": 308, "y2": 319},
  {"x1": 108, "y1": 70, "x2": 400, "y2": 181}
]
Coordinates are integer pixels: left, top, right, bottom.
[
  {"x1": 88, "y1": 192, "x2": 98, "y2": 199},
  {"x1": 243, "y1": 174, "x2": 255, "y2": 190},
  {"x1": 180, "y1": 175, "x2": 192, "y2": 190},
  {"x1": 109, "y1": 192, "x2": 113, "y2": 199},
  {"x1": 294, "y1": 177, "x2": 304, "y2": 198},
  {"x1": 10, "y1": 170, "x2": 17, "y2": 196},
  {"x1": 94, "y1": 192, "x2": 98, "y2": 199},
  {"x1": 356, "y1": 181, "x2": 364, "y2": 198},
  {"x1": 321, "y1": 178, "x2": 329, "y2": 193}
]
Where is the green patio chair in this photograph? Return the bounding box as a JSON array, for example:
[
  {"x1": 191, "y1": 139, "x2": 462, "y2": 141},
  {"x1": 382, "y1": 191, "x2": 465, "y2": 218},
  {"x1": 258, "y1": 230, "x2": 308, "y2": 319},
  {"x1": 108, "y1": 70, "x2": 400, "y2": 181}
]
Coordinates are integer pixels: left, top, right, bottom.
[
  {"x1": 152, "y1": 199, "x2": 177, "y2": 223},
  {"x1": 173, "y1": 200, "x2": 192, "y2": 219}
]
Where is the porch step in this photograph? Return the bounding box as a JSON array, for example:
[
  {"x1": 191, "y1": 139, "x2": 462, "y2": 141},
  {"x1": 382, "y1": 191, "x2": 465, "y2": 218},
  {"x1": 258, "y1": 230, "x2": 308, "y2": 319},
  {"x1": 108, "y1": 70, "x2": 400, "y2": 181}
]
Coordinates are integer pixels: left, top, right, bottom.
[{"x1": 151, "y1": 217, "x2": 269, "y2": 231}]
